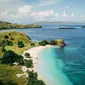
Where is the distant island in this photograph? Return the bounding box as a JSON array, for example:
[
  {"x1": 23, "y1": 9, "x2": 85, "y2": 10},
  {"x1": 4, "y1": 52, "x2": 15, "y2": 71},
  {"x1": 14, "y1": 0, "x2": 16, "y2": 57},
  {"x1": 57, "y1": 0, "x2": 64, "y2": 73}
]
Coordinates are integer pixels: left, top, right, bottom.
[
  {"x1": 36, "y1": 21, "x2": 85, "y2": 25},
  {"x1": 58, "y1": 27, "x2": 75, "y2": 29},
  {"x1": 0, "y1": 21, "x2": 42, "y2": 30},
  {"x1": 81, "y1": 26, "x2": 85, "y2": 28}
]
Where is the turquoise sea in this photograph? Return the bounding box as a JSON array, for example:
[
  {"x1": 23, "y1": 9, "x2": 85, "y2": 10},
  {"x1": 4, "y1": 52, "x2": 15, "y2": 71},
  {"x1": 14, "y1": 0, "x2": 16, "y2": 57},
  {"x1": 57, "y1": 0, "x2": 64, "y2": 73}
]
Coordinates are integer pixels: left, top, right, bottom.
[{"x1": 1, "y1": 24, "x2": 85, "y2": 85}]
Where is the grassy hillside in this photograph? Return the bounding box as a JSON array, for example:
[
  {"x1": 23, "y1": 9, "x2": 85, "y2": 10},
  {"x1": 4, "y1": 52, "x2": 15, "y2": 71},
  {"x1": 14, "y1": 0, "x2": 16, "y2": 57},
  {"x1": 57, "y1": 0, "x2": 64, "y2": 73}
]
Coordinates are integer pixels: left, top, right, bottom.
[
  {"x1": 0, "y1": 31, "x2": 38, "y2": 56},
  {"x1": 0, "y1": 31, "x2": 39, "y2": 85},
  {"x1": 0, "y1": 21, "x2": 42, "y2": 30},
  {"x1": 0, "y1": 64, "x2": 27, "y2": 85}
]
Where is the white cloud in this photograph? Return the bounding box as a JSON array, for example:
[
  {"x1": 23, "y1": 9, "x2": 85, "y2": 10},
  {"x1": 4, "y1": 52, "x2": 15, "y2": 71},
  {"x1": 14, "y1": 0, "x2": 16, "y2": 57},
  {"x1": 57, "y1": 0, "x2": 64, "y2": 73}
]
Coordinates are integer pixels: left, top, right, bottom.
[
  {"x1": 37, "y1": 0, "x2": 64, "y2": 6},
  {"x1": 0, "y1": 11, "x2": 10, "y2": 20},
  {"x1": 16, "y1": 5, "x2": 32, "y2": 17},
  {"x1": 37, "y1": 0, "x2": 56, "y2": 6},
  {"x1": 71, "y1": 12, "x2": 74, "y2": 17},
  {"x1": 30, "y1": 9, "x2": 57, "y2": 21},
  {"x1": 80, "y1": 15, "x2": 85, "y2": 18},
  {"x1": 62, "y1": 11, "x2": 68, "y2": 17},
  {"x1": 0, "y1": 1, "x2": 85, "y2": 23},
  {"x1": 66, "y1": 6, "x2": 69, "y2": 9},
  {"x1": 0, "y1": 0, "x2": 11, "y2": 3}
]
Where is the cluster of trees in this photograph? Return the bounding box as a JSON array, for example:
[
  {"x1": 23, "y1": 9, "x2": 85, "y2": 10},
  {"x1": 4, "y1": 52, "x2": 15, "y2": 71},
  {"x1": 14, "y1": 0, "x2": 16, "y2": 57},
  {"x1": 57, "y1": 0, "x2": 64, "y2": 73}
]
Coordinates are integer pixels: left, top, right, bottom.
[
  {"x1": 27, "y1": 71, "x2": 46, "y2": 85},
  {"x1": 0, "y1": 34, "x2": 25, "y2": 48},
  {"x1": 0, "y1": 50, "x2": 33, "y2": 68},
  {"x1": 18, "y1": 41, "x2": 24, "y2": 48},
  {"x1": 24, "y1": 59, "x2": 33, "y2": 68},
  {"x1": 0, "y1": 50, "x2": 24, "y2": 65},
  {"x1": 38, "y1": 40, "x2": 57, "y2": 46},
  {"x1": 0, "y1": 50, "x2": 46, "y2": 85},
  {"x1": 38, "y1": 39, "x2": 65, "y2": 47},
  {"x1": 24, "y1": 53, "x2": 31, "y2": 58},
  {"x1": 39, "y1": 40, "x2": 49, "y2": 46},
  {"x1": 0, "y1": 80, "x2": 18, "y2": 85}
]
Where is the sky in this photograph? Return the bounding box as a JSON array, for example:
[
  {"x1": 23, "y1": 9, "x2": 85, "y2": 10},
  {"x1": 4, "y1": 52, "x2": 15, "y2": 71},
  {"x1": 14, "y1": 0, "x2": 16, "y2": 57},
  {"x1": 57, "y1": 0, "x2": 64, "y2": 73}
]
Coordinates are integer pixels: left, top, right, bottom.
[{"x1": 0, "y1": 0, "x2": 85, "y2": 24}]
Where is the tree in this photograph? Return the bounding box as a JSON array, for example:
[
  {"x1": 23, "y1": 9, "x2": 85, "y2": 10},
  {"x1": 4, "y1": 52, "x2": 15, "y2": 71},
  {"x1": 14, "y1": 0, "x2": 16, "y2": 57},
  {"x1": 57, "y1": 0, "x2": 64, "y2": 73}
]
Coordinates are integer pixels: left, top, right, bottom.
[
  {"x1": 31, "y1": 43, "x2": 35, "y2": 46},
  {"x1": 24, "y1": 59, "x2": 33, "y2": 68},
  {"x1": 7, "y1": 41, "x2": 13, "y2": 46},
  {"x1": 0, "y1": 80, "x2": 18, "y2": 85},
  {"x1": 1, "y1": 50, "x2": 24, "y2": 65},
  {"x1": 24, "y1": 53, "x2": 31, "y2": 58},
  {"x1": 18, "y1": 41, "x2": 24, "y2": 48},
  {"x1": 27, "y1": 71, "x2": 46, "y2": 85},
  {"x1": 50, "y1": 40, "x2": 57, "y2": 45},
  {"x1": 4, "y1": 35, "x2": 9, "y2": 39},
  {"x1": 39, "y1": 40, "x2": 49, "y2": 46},
  {"x1": 1, "y1": 46, "x2": 6, "y2": 52}
]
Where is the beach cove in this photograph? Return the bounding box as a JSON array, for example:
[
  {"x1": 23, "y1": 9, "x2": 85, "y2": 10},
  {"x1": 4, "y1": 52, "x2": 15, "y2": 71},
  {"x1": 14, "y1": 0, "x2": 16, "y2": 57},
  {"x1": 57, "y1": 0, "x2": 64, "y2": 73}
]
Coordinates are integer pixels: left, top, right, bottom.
[{"x1": 23, "y1": 45, "x2": 73, "y2": 85}]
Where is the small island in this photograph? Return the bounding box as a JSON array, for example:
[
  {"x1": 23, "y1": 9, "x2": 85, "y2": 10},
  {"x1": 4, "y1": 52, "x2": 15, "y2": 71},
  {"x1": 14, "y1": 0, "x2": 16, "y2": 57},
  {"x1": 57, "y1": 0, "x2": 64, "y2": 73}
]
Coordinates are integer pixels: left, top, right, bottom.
[
  {"x1": 81, "y1": 26, "x2": 85, "y2": 28},
  {"x1": 58, "y1": 27, "x2": 75, "y2": 29},
  {"x1": 0, "y1": 21, "x2": 42, "y2": 30}
]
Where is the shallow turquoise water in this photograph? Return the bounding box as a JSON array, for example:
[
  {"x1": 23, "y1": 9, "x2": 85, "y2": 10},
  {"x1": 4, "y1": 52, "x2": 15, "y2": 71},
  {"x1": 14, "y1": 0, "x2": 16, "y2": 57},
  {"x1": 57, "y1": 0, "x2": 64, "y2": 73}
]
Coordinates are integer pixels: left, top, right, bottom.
[{"x1": 37, "y1": 47, "x2": 73, "y2": 85}]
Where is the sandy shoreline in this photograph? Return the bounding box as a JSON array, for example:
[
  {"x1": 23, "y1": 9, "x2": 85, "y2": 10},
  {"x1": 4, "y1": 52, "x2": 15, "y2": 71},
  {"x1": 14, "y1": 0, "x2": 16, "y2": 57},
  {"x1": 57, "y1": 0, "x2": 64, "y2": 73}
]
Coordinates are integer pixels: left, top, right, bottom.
[
  {"x1": 21, "y1": 45, "x2": 73, "y2": 85},
  {"x1": 22, "y1": 45, "x2": 58, "y2": 79},
  {"x1": 23, "y1": 46, "x2": 46, "y2": 71}
]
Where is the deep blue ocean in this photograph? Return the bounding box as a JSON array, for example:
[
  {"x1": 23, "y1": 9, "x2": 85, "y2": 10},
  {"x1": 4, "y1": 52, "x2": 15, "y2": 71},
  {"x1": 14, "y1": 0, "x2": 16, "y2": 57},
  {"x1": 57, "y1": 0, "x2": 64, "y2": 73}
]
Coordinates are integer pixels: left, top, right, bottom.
[{"x1": 1, "y1": 24, "x2": 85, "y2": 85}]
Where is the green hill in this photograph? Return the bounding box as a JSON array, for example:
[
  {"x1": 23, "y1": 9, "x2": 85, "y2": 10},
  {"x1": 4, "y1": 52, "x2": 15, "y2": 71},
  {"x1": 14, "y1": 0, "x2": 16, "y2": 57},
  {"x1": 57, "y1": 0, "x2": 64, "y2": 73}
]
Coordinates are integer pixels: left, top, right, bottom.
[
  {"x1": 0, "y1": 21, "x2": 42, "y2": 30},
  {"x1": 0, "y1": 31, "x2": 38, "y2": 56}
]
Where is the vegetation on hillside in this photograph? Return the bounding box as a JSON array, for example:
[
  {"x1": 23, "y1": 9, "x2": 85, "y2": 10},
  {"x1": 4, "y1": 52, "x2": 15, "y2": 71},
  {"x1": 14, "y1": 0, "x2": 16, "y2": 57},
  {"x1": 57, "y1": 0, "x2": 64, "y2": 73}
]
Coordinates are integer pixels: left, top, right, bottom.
[
  {"x1": 0, "y1": 31, "x2": 66, "y2": 85},
  {"x1": 0, "y1": 64, "x2": 26, "y2": 85},
  {"x1": 0, "y1": 21, "x2": 42, "y2": 30},
  {"x1": 0, "y1": 31, "x2": 37, "y2": 56},
  {"x1": 1, "y1": 50, "x2": 24, "y2": 65},
  {"x1": 0, "y1": 31, "x2": 45, "y2": 85},
  {"x1": 38, "y1": 39, "x2": 66, "y2": 47},
  {"x1": 27, "y1": 71, "x2": 46, "y2": 85}
]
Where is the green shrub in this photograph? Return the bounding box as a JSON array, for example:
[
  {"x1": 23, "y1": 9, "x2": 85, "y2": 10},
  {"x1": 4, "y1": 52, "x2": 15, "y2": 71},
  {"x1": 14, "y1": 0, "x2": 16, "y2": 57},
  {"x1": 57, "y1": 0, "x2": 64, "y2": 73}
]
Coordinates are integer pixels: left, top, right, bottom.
[
  {"x1": 4, "y1": 35, "x2": 9, "y2": 39},
  {"x1": 24, "y1": 59, "x2": 33, "y2": 68},
  {"x1": 39, "y1": 40, "x2": 49, "y2": 46},
  {"x1": 18, "y1": 41, "x2": 24, "y2": 48},
  {"x1": 7, "y1": 41, "x2": 13, "y2": 46},
  {"x1": 31, "y1": 43, "x2": 35, "y2": 46},
  {"x1": 1, "y1": 47, "x2": 6, "y2": 52},
  {"x1": 50, "y1": 40, "x2": 57, "y2": 45},
  {"x1": 1, "y1": 50, "x2": 24, "y2": 65},
  {"x1": 24, "y1": 53, "x2": 31, "y2": 58},
  {"x1": 0, "y1": 80, "x2": 18, "y2": 85},
  {"x1": 27, "y1": 71, "x2": 46, "y2": 85}
]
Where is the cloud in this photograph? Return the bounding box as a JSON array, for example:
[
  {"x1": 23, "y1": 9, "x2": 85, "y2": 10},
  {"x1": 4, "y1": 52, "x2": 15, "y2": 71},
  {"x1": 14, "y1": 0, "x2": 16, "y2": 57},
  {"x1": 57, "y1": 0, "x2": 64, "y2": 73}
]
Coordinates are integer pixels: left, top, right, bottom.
[
  {"x1": 0, "y1": 0, "x2": 11, "y2": 3},
  {"x1": 16, "y1": 5, "x2": 32, "y2": 17},
  {"x1": 80, "y1": 15, "x2": 85, "y2": 18},
  {"x1": 71, "y1": 12, "x2": 74, "y2": 17},
  {"x1": 62, "y1": 11, "x2": 68, "y2": 17},
  {"x1": 66, "y1": 6, "x2": 69, "y2": 9},
  {"x1": 0, "y1": 4, "x2": 58, "y2": 23},
  {"x1": 30, "y1": 9, "x2": 57, "y2": 21},
  {"x1": 37, "y1": 0, "x2": 56, "y2": 6}
]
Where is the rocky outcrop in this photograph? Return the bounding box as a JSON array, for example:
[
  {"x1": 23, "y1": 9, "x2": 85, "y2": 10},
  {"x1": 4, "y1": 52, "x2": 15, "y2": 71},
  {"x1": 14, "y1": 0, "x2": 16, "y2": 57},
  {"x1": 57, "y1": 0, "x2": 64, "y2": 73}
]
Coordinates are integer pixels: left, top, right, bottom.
[{"x1": 56, "y1": 39, "x2": 66, "y2": 47}]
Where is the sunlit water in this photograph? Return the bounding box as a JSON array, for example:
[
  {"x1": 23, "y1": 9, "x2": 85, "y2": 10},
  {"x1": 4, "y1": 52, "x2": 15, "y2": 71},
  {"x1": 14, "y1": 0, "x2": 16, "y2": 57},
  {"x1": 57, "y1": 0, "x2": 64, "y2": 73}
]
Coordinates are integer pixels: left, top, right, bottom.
[{"x1": 1, "y1": 24, "x2": 85, "y2": 85}]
